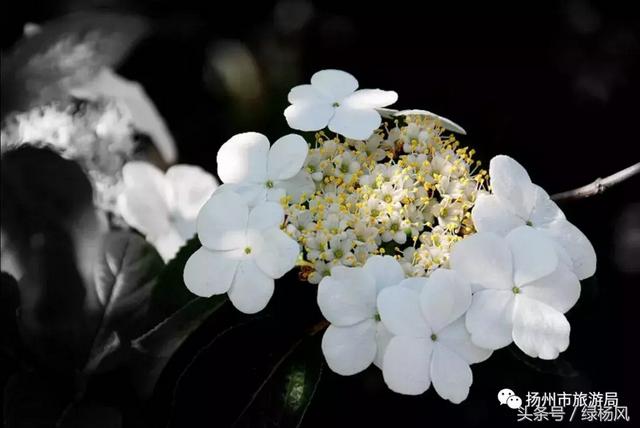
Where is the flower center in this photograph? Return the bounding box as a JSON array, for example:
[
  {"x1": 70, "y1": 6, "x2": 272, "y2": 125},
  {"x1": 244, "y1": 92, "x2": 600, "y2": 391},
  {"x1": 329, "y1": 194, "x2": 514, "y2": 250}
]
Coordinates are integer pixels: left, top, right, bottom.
[
  {"x1": 332, "y1": 102, "x2": 340, "y2": 107},
  {"x1": 512, "y1": 286, "x2": 520, "y2": 294},
  {"x1": 526, "y1": 220, "x2": 533, "y2": 226},
  {"x1": 244, "y1": 246, "x2": 252, "y2": 255},
  {"x1": 265, "y1": 180, "x2": 274, "y2": 188},
  {"x1": 430, "y1": 333, "x2": 438, "y2": 342},
  {"x1": 374, "y1": 313, "x2": 381, "y2": 322},
  {"x1": 334, "y1": 248, "x2": 344, "y2": 258}
]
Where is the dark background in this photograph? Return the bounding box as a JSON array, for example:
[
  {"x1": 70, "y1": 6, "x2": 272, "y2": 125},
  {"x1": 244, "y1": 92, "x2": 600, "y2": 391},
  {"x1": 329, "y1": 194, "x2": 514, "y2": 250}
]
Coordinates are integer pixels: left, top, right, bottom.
[{"x1": 2, "y1": 1, "x2": 639, "y2": 427}]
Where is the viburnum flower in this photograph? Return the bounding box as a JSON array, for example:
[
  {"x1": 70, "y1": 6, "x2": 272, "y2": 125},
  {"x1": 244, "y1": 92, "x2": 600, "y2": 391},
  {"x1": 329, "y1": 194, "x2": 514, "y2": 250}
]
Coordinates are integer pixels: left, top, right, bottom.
[
  {"x1": 377, "y1": 269, "x2": 491, "y2": 402},
  {"x1": 379, "y1": 108, "x2": 467, "y2": 135},
  {"x1": 118, "y1": 161, "x2": 217, "y2": 261},
  {"x1": 216, "y1": 132, "x2": 313, "y2": 206},
  {"x1": 317, "y1": 256, "x2": 405, "y2": 375},
  {"x1": 183, "y1": 190, "x2": 299, "y2": 314},
  {"x1": 450, "y1": 226, "x2": 581, "y2": 359},
  {"x1": 284, "y1": 69, "x2": 398, "y2": 140},
  {"x1": 472, "y1": 155, "x2": 596, "y2": 280}
]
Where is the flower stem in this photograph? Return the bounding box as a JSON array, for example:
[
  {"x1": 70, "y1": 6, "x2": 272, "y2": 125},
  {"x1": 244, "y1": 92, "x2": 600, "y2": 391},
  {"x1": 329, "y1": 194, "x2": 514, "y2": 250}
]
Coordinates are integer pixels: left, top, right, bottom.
[{"x1": 551, "y1": 162, "x2": 640, "y2": 201}]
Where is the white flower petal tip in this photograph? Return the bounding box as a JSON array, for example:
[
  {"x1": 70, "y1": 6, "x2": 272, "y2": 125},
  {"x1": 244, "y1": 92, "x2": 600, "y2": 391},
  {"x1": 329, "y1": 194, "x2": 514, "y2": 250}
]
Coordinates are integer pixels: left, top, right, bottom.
[
  {"x1": 284, "y1": 69, "x2": 397, "y2": 140},
  {"x1": 392, "y1": 109, "x2": 467, "y2": 135},
  {"x1": 186, "y1": 194, "x2": 299, "y2": 314},
  {"x1": 118, "y1": 161, "x2": 217, "y2": 262},
  {"x1": 215, "y1": 132, "x2": 308, "y2": 206},
  {"x1": 479, "y1": 154, "x2": 597, "y2": 281}
]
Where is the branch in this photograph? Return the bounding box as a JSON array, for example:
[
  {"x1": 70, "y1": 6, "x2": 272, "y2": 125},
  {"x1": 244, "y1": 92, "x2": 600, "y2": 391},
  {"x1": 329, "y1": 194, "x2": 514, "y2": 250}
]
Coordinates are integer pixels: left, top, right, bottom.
[{"x1": 551, "y1": 162, "x2": 640, "y2": 201}]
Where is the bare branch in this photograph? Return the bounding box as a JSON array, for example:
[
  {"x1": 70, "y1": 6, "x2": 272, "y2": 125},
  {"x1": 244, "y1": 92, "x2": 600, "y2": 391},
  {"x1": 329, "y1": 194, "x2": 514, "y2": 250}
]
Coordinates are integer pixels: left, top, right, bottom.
[{"x1": 551, "y1": 162, "x2": 640, "y2": 201}]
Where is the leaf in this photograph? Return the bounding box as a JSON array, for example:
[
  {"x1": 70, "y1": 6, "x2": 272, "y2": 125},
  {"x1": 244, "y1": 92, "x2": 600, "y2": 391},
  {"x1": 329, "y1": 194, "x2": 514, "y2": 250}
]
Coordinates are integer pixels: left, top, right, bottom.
[
  {"x1": 231, "y1": 335, "x2": 324, "y2": 428},
  {"x1": 70, "y1": 68, "x2": 177, "y2": 163},
  {"x1": 126, "y1": 237, "x2": 227, "y2": 399},
  {"x1": 1, "y1": 11, "x2": 149, "y2": 115},
  {"x1": 84, "y1": 231, "x2": 164, "y2": 374}
]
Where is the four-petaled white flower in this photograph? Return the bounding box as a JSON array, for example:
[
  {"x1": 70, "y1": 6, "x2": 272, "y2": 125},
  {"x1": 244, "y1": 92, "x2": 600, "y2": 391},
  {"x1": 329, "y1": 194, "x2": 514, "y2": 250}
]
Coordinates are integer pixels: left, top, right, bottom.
[
  {"x1": 284, "y1": 69, "x2": 398, "y2": 140},
  {"x1": 118, "y1": 161, "x2": 218, "y2": 261},
  {"x1": 472, "y1": 155, "x2": 596, "y2": 280},
  {"x1": 377, "y1": 269, "x2": 492, "y2": 402},
  {"x1": 317, "y1": 256, "x2": 405, "y2": 375},
  {"x1": 216, "y1": 132, "x2": 314, "y2": 206},
  {"x1": 450, "y1": 226, "x2": 581, "y2": 359},
  {"x1": 183, "y1": 190, "x2": 300, "y2": 314}
]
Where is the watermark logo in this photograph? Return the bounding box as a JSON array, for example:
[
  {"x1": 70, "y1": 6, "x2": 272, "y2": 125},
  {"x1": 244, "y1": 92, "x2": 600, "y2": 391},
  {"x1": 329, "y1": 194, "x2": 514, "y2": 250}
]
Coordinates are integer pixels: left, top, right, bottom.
[{"x1": 498, "y1": 389, "x2": 630, "y2": 422}]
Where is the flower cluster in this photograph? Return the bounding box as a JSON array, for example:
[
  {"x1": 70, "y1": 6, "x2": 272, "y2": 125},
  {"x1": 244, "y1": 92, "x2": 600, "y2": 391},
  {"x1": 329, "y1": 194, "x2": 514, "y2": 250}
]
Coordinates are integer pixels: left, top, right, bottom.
[
  {"x1": 1, "y1": 99, "x2": 136, "y2": 213},
  {"x1": 284, "y1": 113, "x2": 484, "y2": 284},
  {"x1": 184, "y1": 69, "x2": 597, "y2": 403}
]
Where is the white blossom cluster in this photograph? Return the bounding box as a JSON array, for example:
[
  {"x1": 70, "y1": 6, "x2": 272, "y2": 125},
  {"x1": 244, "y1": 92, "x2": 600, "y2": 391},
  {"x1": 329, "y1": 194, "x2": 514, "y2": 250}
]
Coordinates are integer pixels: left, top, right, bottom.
[
  {"x1": 1, "y1": 99, "x2": 136, "y2": 213},
  {"x1": 180, "y1": 69, "x2": 596, "y2": 403}
]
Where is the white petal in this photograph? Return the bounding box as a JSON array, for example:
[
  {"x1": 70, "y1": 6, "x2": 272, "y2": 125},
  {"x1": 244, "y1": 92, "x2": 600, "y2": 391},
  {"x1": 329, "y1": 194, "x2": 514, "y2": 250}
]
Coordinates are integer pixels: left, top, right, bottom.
[
  {"x1": 217, "y1": 132, "x2": 269, "y2": 184},
  {"x1": 287, "y1": 84, "x2": 327, "y2": 104},
  {"x1": 228, "y1": 259, "x2": 274, "y2": 314},
  {"x1": 377, "y1": 286, "x2": 429, "y2": 338},
  {"x1": 252, "y1": 227, "x2": 299, "y2": 279},
  {"x1": 310, "y1": 69, "x2": 358, "y2": 100},
  {"x1": 489, "y1": 155, "x2": 537, "y2": 220},
  {"x1": 383, "y1": 336, "x2": 433, "y2": 395},
  {"x1": 118, "y1": 186, "x2": 170, "y2": 239},
  {"x1": 529, "y1": 185, "x2": 565, "y2": 226},
  {"x1": 317, "y1": 266, "x2": 376, "y2": 326},
  {"x1": 321, "y1": 320, "x2": 377, "y2": 376},
  {"x1": 393, "y1": 109, "x2": 467, "y2": 135},
  {"x1": 420, "y1": 269, "x2": 471, "y2": 333},
  {"x1": 122, "y1": 161, "x2": 168, "y2": 198},
  {"x1": 449, "y1": 232, "x2": 513, "y2": 290},
  {"x1": 506, "y1": 226, "x2": 558, "y2": 287},
  {"x1": 216, "y1": 182, "x2": 267, "y2": 208},
  {"x1": 267, "y1": 134, "x2": 309, "y2": 181},
  {"x1": 512, "y1": 295, "x2": 570, "y2": 360},
  {"x1": 374, "y1": 321, "x2": 393, "y2": 369},
  {"x1": 538, "y1": 219, "x2": 597, "y2": 280},
  {"x1": 465, "y1": 289, "x2": 515, "y2": 350},
  {"x1": 284, "y1": 103, "x2": 334, "y2": 132},
  {"x1": 165, "y1": 164, "x2": 218, "y2": 219},
  {"x1": 398, "y1": 277, "x2": 427, "y2": 293},
  {"x1": 278, "y1": 170, "x2": 316, "y2": 202},
  {"x1": 438, "y1": 317, "x2": 492, "y2": 364},
  {"x1": 183, "y1": 247, "x2": 239, "y2": 297},
  {"x1": 521, "y1": 264, "x2": 580, "y2": 313},
  {"x1": 471, "y1": 193, "x2": 524, "y2": 236},
  {"x1": 151, "y1": 229, "x2": 186, "y2": 262},
  {"x1": 197, "y1": 191, "x2": 248, "y2": 250},
  {"x1": 329, "y1": 107, "x2": 381, "y2": 140},
  {"x1": 248, "y1": 201, "x2": 284, "y2": 230},
  {"x1": 430, "y1": 344, "x2": 473, "y2": 404},
  {"x1": 342, "y1": 89, "x2": 398, "y2": 109},
  {"x1": 362, "y1": 255, "x2": 405, "y2": 292}
]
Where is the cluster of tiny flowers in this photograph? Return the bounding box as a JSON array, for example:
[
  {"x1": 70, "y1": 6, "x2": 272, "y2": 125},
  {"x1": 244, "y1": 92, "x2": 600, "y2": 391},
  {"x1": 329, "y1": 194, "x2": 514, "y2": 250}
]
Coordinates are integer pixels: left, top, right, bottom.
[
  {"x1": 283, "y1": 115, "x2": 486, "y2": 284},
  {"x1": 1, "y1": 99, "x2": 136, "y2": 213}
]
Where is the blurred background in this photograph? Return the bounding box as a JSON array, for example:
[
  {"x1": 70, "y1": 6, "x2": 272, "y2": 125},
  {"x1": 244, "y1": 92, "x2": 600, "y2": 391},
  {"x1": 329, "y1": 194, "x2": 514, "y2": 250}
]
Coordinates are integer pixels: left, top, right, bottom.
[{"x1": 2, "y1": 0, "x2": 639, "y2": 427}]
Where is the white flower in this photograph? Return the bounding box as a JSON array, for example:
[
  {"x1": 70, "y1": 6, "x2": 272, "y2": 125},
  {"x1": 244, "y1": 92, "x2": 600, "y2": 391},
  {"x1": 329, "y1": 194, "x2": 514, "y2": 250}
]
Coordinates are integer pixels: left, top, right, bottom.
[
  {"x1": 317, "y1": 256, "x2": 405, "y2": 375},
  {"x1": 284, "y1": 69, "x2": 398, "y2": 140},
  {"x1": 183, "y1": 190, "x2": 300, "y2": 314},
  {"x1": 450, "y1": 226, "x2": 581, "y2": 359},
  {"x1": 216, "y1": 132, "x2": 313, "y2": 206},
  {"x1": 379, "y1": 108, "x2": 467, "y2": 135},
  {"x1": 118, "y1": 162, "x2": 217, "y2": 261},
  {"x1": 472, "y1": 155, "x2": 596, "y2": 280},
  {"x1": 377, "y1": 269, "x2": 491, "y2": 402}
]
